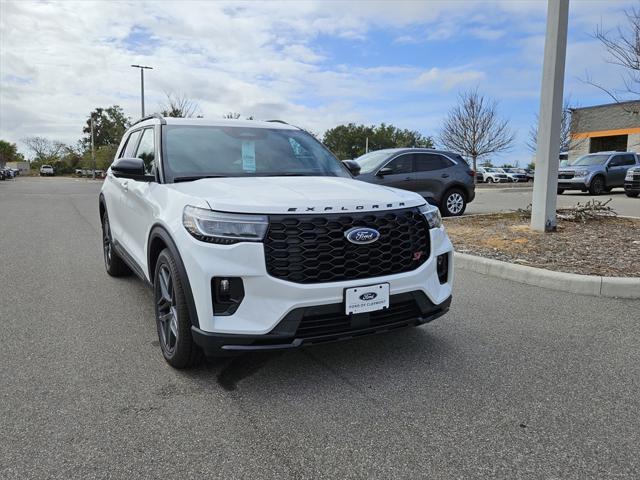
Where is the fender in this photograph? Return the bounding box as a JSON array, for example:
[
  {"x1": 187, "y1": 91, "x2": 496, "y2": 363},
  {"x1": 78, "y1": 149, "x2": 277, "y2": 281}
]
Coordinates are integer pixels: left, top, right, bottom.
[{"x1": 147, "y1": 225, "x2": 200, "y2": 328}]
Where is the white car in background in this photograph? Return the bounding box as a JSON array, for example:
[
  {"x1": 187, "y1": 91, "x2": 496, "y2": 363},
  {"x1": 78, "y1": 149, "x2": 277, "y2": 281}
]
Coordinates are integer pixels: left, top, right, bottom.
[
  {"x1": 40, "y1": 165, "x2": 54, "y2": 176},
  {"x1": 476, "y1": 167, "x2": 509, "y2": 183}
]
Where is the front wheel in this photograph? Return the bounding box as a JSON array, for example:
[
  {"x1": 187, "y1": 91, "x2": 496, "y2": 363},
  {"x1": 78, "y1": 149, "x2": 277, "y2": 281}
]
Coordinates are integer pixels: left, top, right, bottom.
[
  {"x1": 440, "y1": 189, "x2": 467, "y2": 217},
  {"x1": 102, "y1": 213, "x2": 131, "y2": 277},
  {"x1": 625, "y1": 191, "x2": 639, "y2": 198},
  {"x1": 557, "y1": 189, "x2": 564, "y2": 195},
  {"x1": 154, "y1": 249, "x2": 202, "y2": 369},
  {"x1": 589, "y1": 176, "x2": 605, "y2": 195}
]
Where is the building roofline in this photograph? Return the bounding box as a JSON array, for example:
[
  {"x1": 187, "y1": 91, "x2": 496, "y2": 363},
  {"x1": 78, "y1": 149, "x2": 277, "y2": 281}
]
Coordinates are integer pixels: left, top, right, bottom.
[{"x1": 569, "y1": 100, "x2": 640, "y2": 112}]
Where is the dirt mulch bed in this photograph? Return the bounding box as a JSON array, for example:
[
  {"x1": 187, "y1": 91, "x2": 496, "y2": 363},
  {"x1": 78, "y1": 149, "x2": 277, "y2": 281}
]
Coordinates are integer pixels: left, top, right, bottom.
[{"x1": 445, "y1": 213, "x2": 640, "y2": 277}]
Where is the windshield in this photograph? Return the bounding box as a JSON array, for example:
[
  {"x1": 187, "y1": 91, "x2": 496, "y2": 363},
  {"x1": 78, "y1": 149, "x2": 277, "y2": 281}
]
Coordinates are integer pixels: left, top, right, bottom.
[
  {"x1": 572, "y1": 154, "x2": 610, "y2": 166},
  {"x1": 163, "y1": 126, "x2": 349, "y2": 181},
  {"x1": 354, "y1": 151, "x2": 394, "y2": 173}
]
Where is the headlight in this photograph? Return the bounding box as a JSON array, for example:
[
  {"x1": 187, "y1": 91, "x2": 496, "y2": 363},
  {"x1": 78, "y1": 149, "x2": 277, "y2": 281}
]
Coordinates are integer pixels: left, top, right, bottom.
[
  {"x1": 419, "y1": 204, "x2": 442, "y2": 229},
  {"x1": 183, "y1": 206, "x2": 268, "y2": 244},
  {"x1": 626, "y1": 171, "x2": 634, "y2": 180},
  {"x1": 574, "y1": 170, "x2": 589, "y2": 177}
]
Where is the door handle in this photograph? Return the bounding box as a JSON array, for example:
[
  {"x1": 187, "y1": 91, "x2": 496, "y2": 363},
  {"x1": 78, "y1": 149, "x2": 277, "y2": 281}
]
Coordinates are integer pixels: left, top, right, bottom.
[
  {"x1": 122, "y1": 181, "x2": 129, "y2": 192},
  {"x1": 441, "y1": 173, "x2": 450, "y2": 178},
  {"x1": 404, "y1": 176, "x2": 411, "y2": 181}
]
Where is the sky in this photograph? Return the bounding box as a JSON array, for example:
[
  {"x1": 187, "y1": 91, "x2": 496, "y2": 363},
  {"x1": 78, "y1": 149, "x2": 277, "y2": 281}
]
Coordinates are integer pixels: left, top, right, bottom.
[{"x1": 0, "y1": 0, "x2": 637, "y2": 165}]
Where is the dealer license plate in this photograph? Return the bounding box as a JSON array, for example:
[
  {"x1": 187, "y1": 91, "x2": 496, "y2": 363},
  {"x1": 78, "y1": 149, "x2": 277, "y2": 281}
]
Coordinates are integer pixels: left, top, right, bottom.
[{"x1": 345, "y1": 283, "x2": 390, "y2": 315}]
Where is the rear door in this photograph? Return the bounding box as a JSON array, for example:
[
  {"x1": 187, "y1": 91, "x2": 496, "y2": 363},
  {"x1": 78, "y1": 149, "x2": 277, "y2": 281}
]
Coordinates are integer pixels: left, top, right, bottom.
[{"x1": 410, "y1": 153, "x2": 454, "y2": 202}]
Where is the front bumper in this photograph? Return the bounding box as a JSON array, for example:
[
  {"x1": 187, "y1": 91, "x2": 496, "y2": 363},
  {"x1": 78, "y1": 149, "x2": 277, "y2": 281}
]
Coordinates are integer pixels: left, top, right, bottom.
[
  {"x1": 178, "y1": 225, "x2": 454, "y2": 336},
  {"x1": 192, "y1": 293, "x2": 452, "y2": 353},
  {"x1": 557, "y1": 177, "x2": 589, "y2": 190},
  {"x1": 625, "y1": 180, "x2": 640, "y2": 193}
]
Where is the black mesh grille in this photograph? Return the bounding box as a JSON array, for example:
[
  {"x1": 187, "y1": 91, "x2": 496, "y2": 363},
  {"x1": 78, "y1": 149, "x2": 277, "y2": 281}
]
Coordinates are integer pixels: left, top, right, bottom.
[{"x1": 264, "y1": 208, "x2": 430, "y2": 284}]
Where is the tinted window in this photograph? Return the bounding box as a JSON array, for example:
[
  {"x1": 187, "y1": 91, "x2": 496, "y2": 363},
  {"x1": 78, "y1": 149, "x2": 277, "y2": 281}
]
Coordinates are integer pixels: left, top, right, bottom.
[
  {"x1": 123, "y1": 130, "x2": 141, "y2": 158},
  {"x1": 135, "y1": 128, "x2": 155, "y2": 175},
  {"x1": 384, "y1": 155, "x2": 412, "y2": 174},
  {"x1": 163, "y1": 126, "x2": 348, "y2": 180},
  {"x1": 617, "y1": 154, "x2": 636, "y2": 166},
  {"x1": 413, "y1": 153, "x2": 451, "y2": 172},
  {"x1": 573, "y1": 154, "x2": 609, "y2": 166}
]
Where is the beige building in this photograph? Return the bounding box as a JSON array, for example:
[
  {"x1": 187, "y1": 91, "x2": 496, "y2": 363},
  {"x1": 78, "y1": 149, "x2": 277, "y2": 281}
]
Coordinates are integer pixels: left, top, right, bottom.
[{"x1": 568, "y1": 101, "x2": 640, "y2": 161}]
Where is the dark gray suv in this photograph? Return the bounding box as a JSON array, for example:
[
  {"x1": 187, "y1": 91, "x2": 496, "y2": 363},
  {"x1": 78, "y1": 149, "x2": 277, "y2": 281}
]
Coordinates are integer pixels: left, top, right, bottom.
[{"x1": 352, "y1": 148, "x2": 475, "y2": 216}]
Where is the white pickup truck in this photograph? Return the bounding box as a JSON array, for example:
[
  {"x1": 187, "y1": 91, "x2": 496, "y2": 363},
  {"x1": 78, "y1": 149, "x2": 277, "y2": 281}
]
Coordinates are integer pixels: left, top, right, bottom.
[{"x1": 99, "y1": 116, "x2": 454, "y2": 368}]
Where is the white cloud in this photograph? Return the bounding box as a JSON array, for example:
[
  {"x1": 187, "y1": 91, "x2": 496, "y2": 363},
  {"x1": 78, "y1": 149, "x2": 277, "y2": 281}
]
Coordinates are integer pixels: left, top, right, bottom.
[
  {"x1": 0, "y1": 0, "x2": 637, "y2": 161},
  {"x1": 414, "y1": 67, "x2": 486, "y2": 91}
]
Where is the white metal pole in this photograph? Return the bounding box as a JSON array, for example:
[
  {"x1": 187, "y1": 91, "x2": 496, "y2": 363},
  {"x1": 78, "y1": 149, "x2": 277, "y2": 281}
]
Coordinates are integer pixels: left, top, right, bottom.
[
  {"x1": 531, "y1": 0, "x2": 569, "y2": 232},
  {"x1": 365, "y1": 137, "x2": 369, "y2": 153}
]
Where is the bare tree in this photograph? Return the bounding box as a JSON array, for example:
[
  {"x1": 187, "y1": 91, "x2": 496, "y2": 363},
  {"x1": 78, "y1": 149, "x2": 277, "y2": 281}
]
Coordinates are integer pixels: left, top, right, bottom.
[
  {"x1": 527, "y1": 98, "x2": 586, "y2": 155},
  {"x1": 161, "y1": 91, "x2": 201, "y2": 118},
  {"x1": 585, "y1": 7, "x2": 640, "y2": 114},
  {"x1": 439, "y1": 89, "x2": 515, "y2": 179},
  {"x1": 22, "y1": 136, "x2": 66, "y2": 163}
]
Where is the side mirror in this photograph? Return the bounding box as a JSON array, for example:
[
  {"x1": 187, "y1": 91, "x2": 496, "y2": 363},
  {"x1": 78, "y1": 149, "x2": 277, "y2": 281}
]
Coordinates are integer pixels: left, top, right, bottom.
[
  {"x1": 111, "y1": 157, "x2": 153, "y2": 181},
  {"x1": 377, "y1": 166, "x2": 393, "y2": 177},
  {"x1": 342, "y1": 160, "x2": 361, "y2": 176}
]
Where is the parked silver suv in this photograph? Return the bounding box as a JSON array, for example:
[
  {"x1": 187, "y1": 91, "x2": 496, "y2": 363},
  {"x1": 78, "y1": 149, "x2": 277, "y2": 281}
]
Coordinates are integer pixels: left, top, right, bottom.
[{"x1": 557, "y1": 151, "x2": 639, "y2": 195}]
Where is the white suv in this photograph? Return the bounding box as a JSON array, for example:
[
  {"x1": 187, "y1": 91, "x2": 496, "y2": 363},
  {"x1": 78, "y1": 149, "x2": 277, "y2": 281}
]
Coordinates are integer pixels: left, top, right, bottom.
[{"x1": 99, "y1": 116, "x2": 454, "y2": 368}]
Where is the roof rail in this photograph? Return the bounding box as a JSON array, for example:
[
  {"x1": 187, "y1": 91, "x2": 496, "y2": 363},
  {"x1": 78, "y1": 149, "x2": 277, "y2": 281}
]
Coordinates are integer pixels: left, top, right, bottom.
[
  {"x1": 131, "y1": 113, "x2": 166, "y2": 126},
  {"x1": 266, "y1": 119, "x2": 290, "y2": 125}
]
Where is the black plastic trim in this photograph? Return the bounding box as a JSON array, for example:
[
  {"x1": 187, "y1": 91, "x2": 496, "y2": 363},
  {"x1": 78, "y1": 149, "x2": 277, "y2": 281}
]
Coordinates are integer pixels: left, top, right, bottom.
[
  {"x1": 147, "y1": 225, "x2": 200, "y2": 328},
  {"x1": 191, "y1": 294, "x2": 452, "y2": 354},
  {"x1": 112, "y1": 240, "x2": 152, "y2": 287}
]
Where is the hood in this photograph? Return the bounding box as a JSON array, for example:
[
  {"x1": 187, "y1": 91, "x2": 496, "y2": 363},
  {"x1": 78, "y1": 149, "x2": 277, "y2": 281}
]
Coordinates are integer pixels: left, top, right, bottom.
[{"x1": 166, "y1": 176, "x2": 425, "y2": 214}]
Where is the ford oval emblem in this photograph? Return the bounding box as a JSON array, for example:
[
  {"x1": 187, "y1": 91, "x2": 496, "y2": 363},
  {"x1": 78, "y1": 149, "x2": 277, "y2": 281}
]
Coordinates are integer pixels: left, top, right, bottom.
[
  {"x1": 345, "y1": 227, "x2": 380, "y2": 245},
  {"x1": 359, "y1": 292, "x2": 377, "y2": 301}
]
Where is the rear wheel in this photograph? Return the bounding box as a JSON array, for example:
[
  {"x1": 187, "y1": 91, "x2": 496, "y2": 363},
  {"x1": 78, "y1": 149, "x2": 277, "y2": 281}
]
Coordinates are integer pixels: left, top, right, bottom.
[
  {"x1": 625, "y1": 191, "x2": 639, "y2": 198},
  {"x1": 102, "y1": 212, "x2": 131, "y2": 277},
  {"x1": 154, "y1": 249, "x2": 202, "y2": 369},
  {"x1": 588, "y1": 176, "x2": 605, "y2": 195},
  {"x1": 440, "y1": 189, "x2": 466, "y2": 217},
  {"x1": 487, "y1": 177, "x2": 495, "y2": 183},
  {"x1": 557, "y1": 189, "x2": 564, "y2": 195}
]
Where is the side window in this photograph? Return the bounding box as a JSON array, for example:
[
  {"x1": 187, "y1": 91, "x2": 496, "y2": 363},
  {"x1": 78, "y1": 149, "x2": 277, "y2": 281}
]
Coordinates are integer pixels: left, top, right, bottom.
[
  {"x1": 621, "y1": 154, "x2": 636, "y2": 166},
  {"x1": 413, "y1": 154, "x2": 451, "y2": 172},
  {"x1": 123, "y1": 130, "x2": 141, "y2": 158},
  {"x1": 384, "y1": 155, "x2": 412, "y2": 174},
  {"x1": 135, "y1": 128, "x2": 155, "y2": 175}
]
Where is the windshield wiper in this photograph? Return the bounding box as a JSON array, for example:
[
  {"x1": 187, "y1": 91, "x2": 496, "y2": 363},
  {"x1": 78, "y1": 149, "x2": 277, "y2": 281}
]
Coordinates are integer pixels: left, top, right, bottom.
[
  {"x1": 173, "y1": 175, "x2": 226, "y2": 183},
  {"x1": 261, "y1": 173, "x2": 318, "y2": 177}
]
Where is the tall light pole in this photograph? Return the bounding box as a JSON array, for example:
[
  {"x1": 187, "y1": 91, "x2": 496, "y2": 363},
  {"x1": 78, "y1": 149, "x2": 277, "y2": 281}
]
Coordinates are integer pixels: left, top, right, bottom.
[
  {"x1": 530, "y1": 0, "x2": 569, "y2": 232},
  {"x1": 131, "y1": 64, "x2": 153, "y2": 118},
  {"x1": 90, "y1": 114, "x2": 96, "y2": 180}
]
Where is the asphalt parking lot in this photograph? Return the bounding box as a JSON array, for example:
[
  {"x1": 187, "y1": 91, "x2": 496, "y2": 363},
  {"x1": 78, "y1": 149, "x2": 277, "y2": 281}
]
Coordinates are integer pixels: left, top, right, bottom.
[
  {"x1": 468, "y1": 185, "x2": 639, "y2": 217},
  {"x1": 1, "y1": 177, "x2": 639, "y2": 479}
]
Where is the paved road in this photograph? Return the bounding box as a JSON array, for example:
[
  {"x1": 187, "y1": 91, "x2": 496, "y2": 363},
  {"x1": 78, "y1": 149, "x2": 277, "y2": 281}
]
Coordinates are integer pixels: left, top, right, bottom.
[
  {"x1": 468, "y1": 186, "x2": 639, "y2": 217},
  {"x1": 1, "y1": 177, "x2": 639, "y2": 479}
]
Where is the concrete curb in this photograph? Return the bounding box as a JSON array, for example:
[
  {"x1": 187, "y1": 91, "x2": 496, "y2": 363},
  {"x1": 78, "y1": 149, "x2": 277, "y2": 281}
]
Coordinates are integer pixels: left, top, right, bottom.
[{"x1": 454, "y1": 252, "x2": 640, "y2": 299}]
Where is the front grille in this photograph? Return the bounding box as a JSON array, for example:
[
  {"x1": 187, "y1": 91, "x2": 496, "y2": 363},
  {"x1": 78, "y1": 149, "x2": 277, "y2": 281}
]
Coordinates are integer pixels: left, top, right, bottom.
[
  {"x1": 559, "y1": 171, "x2": 575, "y2": 179},
  {"x1": 264, "y1": 208, "x2": 430, "y2": 284}
]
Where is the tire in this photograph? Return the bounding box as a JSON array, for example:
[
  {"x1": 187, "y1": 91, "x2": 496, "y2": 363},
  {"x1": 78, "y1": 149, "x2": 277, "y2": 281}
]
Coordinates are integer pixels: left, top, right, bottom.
[
  {"x1": 557, "y1": 189, "x2": 564, "y2": 195},
  {"x1": 625, "y1": 191, "x2": 639, "y2": 198},
  {"x1": 440, "y1": 188, "x2": 467, "y2": 217},
  {"x1": 487, "y1": 177, "x2": 494, "y2": 184},
  {"x1": 154, "y1": 249, "x2": 203, "y2": 368},
  {"x1": 588, "y1": 175, "x2": 605, "y2": 195},
  {"x1": 102, "y1": 212, "x2": 132, "y2": 277}
]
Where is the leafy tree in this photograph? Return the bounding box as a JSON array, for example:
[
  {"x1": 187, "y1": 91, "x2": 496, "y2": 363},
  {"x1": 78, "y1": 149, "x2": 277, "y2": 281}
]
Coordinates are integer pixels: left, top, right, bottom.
[
  {"x1": 480, "y1": 159, "x2": 494, "y2": 167},
  {"x1": 527, "y1": 162, "x2": 536, "y2": 171},
  {"x1": 0, "y1": 140, "x2": 23, "y2": 165},
  {"x1": 322, "y1": 123, "x2": 434, "y2": 160},
  {"x1": 439, "y1": 89, "x2": 515, "y2": 181},
  {"x1": 82, "y1": 105, "x2": 130, "y2": 149}
]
